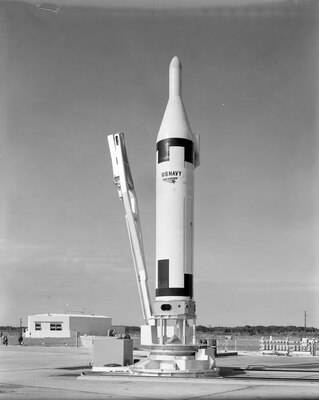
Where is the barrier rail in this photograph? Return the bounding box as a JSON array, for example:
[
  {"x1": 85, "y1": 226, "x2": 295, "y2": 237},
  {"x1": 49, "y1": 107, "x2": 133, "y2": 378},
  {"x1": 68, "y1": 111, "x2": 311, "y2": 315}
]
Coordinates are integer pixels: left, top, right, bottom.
[{"x1": 260, "y1": 337, "x2": 317, "y2": 356}]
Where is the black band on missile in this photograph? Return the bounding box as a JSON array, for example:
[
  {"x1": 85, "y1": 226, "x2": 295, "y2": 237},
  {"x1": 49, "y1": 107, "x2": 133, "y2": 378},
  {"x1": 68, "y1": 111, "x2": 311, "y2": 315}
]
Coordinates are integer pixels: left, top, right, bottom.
[
  {"x1": 184, "y1": 273, "x2": 193, "y2": 298},
  {"x1": 157, "y1": 138, "x2": 194, "y2": 164},
  {"x1": 158, "y1": 259, "x2": 169, "y2": 288},
  {"x1": 156, "y1": 278, "x2": 193, "y2": 297},
  {"x1": 156, "y1": 259, "x2": 193, "y2": 297}
]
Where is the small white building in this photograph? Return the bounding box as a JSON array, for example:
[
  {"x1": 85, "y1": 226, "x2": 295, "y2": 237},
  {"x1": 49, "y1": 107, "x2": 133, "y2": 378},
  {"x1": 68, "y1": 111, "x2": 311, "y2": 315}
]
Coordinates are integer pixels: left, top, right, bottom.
[{"x1": 25, "y1": 313, "x2": 112, "y2": 338}]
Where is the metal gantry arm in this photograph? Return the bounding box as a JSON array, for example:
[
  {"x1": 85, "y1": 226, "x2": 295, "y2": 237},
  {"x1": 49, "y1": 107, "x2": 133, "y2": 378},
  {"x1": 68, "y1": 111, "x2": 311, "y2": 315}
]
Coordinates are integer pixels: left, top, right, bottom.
[{"x1": 107, "y1": 133, "x2": 153, "y2": 324}]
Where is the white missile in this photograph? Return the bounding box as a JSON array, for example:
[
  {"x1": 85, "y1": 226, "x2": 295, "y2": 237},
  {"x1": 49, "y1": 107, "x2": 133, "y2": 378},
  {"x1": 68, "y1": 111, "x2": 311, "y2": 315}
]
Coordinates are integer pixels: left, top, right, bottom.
[
  {"x1": 156, "y1": 56, "x2": 199, "y2": 303},
  {"x1": 109, "y1": 57, "x2": 218, "y2": 377},
  {"x1": 109, "y1": 58, "x2": 217, "y2": 375}
]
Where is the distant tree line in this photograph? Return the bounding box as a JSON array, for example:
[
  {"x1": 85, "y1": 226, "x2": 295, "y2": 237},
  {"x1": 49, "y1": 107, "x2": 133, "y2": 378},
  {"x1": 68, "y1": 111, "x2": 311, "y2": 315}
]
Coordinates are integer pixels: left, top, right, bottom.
[
  {"x1": 125, "y1": 326, "x2": 140, "y2": 335},
  {"x1": 0, "y1": 326, "x2": 24, "y2": 333},
  {"x1": 196, "y1": 325, "x2": 319, "y2": 336},
  {"x1": 124, "y1": 325, "x2": 319, "y2": 336}
]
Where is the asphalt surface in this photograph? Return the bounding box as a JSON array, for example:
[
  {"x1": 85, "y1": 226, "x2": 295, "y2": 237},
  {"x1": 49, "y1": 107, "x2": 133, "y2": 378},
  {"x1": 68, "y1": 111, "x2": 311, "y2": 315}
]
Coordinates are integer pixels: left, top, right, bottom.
[{"x1": 1, "y1": 345, "x2": 319, "y2": 399}]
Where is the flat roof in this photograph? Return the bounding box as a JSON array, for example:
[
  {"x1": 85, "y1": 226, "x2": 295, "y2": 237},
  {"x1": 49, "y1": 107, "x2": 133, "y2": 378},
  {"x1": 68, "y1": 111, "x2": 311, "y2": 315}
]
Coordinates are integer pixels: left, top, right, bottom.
[{"x1": 29, "y1": 313, "x2": 111, "y2": 319}]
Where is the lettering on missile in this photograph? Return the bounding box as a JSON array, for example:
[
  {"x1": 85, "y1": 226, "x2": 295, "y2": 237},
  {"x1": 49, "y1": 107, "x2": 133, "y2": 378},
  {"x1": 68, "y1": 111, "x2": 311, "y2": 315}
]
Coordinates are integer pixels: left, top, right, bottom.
[{"x1": 161, "y1": 170, "x2": 183, "y2": 184}]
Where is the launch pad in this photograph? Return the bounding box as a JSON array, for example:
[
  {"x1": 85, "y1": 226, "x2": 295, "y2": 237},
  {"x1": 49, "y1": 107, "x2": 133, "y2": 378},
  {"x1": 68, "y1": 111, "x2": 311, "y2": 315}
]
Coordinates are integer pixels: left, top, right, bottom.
[{"x1": 3, "y1": 345, "x2": 319, "y2": 399}]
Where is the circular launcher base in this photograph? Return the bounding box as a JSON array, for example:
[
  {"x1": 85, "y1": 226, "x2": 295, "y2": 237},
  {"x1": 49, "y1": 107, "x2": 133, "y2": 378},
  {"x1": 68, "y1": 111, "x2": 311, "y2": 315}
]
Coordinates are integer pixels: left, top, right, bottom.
[{"x1": 130, "y1": 345, "x2": 218, "y2": 377}]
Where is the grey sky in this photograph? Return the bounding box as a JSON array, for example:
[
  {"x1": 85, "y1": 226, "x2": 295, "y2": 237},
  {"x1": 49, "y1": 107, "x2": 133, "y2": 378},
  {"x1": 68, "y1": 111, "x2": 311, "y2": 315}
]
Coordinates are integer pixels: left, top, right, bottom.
[{"x1": 0, "y1": 0, "x2": 318, "y2": 327}]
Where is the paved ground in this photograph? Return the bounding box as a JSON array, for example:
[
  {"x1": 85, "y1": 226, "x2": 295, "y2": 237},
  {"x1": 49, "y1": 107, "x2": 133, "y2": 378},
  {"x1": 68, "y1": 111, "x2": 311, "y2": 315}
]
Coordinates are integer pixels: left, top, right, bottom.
[{"x1": 1, "y1": 345, "x2": 319, "y2": 399}]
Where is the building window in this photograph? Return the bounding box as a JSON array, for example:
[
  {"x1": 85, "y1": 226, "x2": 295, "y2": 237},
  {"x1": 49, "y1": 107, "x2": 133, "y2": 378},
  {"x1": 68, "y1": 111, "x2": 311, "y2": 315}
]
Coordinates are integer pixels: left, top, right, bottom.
[
  {"x1": 35, "y1": 323, "x2": 42, "y2": 331},
  {"x1": 50, "y1": 323, "x2": 62, "y2": 331}
]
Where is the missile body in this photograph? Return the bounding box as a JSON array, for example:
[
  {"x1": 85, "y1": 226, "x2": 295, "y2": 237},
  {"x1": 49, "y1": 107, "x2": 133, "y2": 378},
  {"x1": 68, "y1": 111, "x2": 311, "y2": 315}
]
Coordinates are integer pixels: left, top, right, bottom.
[
  {"x1": 110, "y1": 57, "x2": 218, "y2": 373},
  {"x1": 156, "y1": 57, "x2": 199, "y2": 302}
]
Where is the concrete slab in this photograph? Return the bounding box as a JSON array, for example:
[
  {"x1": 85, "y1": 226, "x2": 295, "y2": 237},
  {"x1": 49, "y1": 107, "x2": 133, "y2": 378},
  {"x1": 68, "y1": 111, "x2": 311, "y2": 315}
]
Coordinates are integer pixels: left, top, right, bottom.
[
  {"x1": 216, "y1": 353, "x2": 319, "y2": 370},
  {"x1": 1, "y1": 346, "x2": 319, "y2": 399}
]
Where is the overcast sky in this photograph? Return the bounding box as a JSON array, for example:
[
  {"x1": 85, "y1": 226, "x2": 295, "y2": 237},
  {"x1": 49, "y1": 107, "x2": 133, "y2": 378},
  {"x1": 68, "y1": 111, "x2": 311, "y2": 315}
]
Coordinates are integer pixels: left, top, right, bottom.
[{"x1": 0, "y1": 0, "x2": 318, "y2": 328}]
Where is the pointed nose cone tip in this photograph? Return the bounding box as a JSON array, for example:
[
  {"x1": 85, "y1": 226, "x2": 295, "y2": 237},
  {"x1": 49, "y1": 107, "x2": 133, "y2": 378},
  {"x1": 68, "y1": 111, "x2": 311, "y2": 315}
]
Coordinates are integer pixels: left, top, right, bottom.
[
  {"x1": 169, "y1": 56, "x2": 182, "y2": 98},
  {"x1": 170, "y1": 56, "x2": 182, "y2": 69}
]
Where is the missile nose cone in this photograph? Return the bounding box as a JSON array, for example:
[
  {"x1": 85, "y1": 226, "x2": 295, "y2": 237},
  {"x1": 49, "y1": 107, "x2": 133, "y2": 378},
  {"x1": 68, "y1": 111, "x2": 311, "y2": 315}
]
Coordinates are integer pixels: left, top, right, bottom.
[
  {"x1": 169, "y1": 56, "x2": 182, "y2": 98},
  {"x1": 157, "y1": 57, "x2": 192, "y2": 141},
  {"x1": 170, "y1": 56, "x2": 182, "y2": 70}
]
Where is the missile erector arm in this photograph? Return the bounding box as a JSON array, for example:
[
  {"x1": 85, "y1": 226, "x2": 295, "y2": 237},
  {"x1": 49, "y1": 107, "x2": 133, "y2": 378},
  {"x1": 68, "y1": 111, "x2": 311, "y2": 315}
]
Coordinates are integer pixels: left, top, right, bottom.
[{"x1": 107, "y1": 133, "x2": 153, "y2": 324}]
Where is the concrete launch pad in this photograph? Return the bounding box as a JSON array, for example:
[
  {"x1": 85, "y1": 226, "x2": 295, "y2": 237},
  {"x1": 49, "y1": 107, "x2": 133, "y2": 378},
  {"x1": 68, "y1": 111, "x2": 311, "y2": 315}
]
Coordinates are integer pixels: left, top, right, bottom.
[{"x1": 1, "y1": 346, "x2": 319, "y2": 399}]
